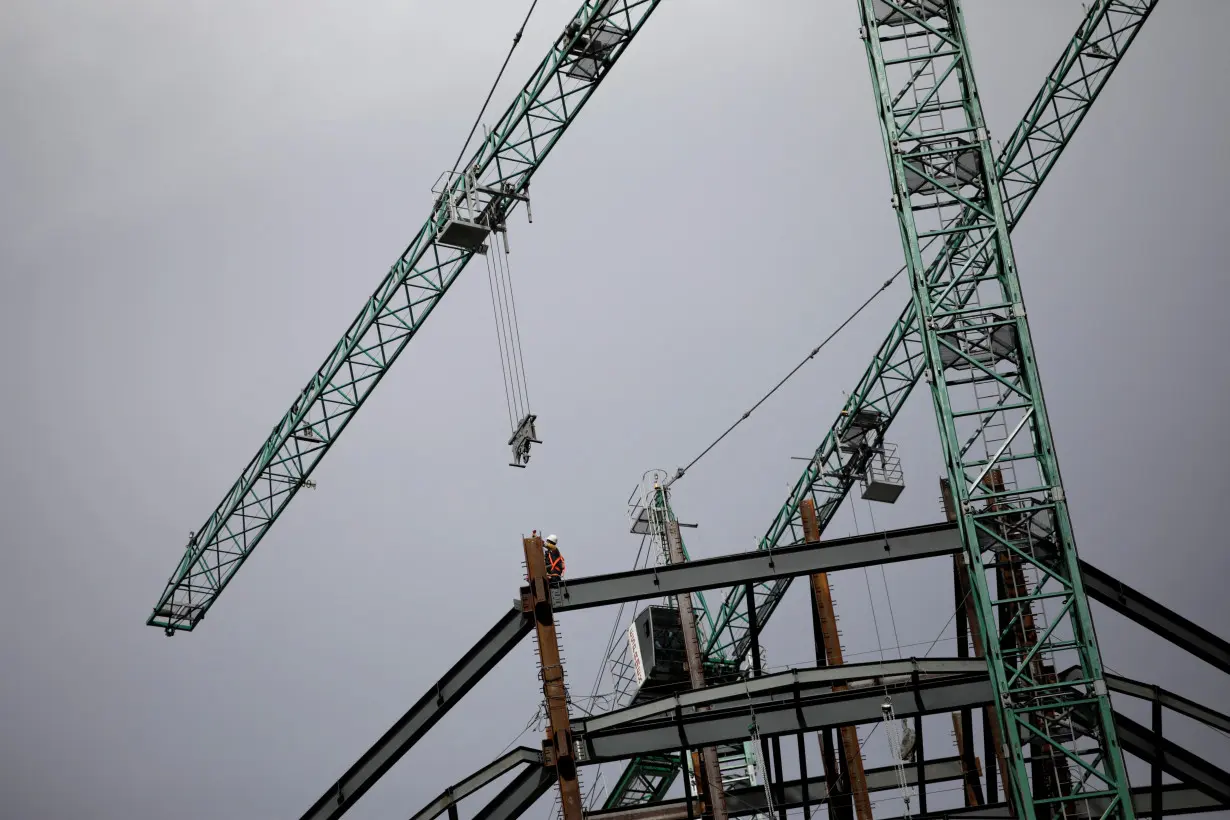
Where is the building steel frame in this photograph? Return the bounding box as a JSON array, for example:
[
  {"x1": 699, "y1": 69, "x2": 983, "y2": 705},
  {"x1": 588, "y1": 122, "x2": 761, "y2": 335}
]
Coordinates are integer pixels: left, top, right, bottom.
[{"x1": 300, "y1": 524, "x2": 1229, "y2": 820}]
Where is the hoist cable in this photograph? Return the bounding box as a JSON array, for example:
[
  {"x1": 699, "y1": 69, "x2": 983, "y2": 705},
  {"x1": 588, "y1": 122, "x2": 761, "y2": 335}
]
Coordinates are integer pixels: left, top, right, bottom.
[
  {"x1": 666, "y1": 270, "x2": 902, "y2": 487},
  {"x1": 491, "y1": 245, "x2": 521, "y2": 421},
  {"x1": 852, "y1": 502, "x2": 888, "y2": 663},
  {"x1": 498, "y1": 241, "x2": 532, "y2": 412},
  {"x1": 450, "y1": 0, "x2": 542, "y2": 176},
  {"x1": 485, "y1": 252, "x2": 518, "y2": 430},
  {"x1": 867, "y1": 499, "x2": 904, "y2": 657}
]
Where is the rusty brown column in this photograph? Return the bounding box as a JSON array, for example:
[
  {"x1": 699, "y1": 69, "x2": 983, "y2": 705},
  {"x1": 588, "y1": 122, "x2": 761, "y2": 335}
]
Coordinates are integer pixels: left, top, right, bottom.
[
  {"x1": 522, "y1": 534, "x2": 584, "y2": 820},
  {"x1": 940, "y1": 477, "x2": 1011, "y2": 805},
  {"x1": 799, "y1": 499, "x2": 871, "y2": 820},
  {"x1": 663, "y1": 518, "x2": 728, "y2": 820}
]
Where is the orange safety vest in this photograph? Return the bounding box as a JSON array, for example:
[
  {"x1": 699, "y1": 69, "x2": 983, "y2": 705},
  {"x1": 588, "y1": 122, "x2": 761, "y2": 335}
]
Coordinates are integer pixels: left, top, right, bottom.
[{"x1": 546, "y1": 547, "x2": 565, "y2": 577}]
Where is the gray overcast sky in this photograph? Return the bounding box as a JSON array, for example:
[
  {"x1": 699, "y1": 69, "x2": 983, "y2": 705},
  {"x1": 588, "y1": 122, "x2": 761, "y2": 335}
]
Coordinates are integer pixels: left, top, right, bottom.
[{"x1": 2, "y1": 1, "x2": 1228, "y2": 818}]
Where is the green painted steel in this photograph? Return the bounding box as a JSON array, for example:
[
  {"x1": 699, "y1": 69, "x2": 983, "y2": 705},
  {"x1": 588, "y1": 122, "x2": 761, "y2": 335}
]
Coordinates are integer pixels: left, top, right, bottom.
[
  {"x1": 606, "y1": 752, "x2": 679, "y2": 807},
  {"x1": 855, "y1": 0, "x2": 1134, "y2": 817},
  {"x1": 702, "y1": 0, "x2": 1157, "y2": 665},
  {"x1": 147, "y1": 0, "x2": 665, "y2": 633},
  {"x1": 606, "y1": 0, "x2": 1156, "y2": 807}
]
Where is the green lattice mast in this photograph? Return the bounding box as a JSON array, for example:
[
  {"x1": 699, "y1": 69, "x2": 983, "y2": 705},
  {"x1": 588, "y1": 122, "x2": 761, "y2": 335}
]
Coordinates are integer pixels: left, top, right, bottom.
[{"x1": 855, "y1": 1, "x2": 1134, "y2": 817}]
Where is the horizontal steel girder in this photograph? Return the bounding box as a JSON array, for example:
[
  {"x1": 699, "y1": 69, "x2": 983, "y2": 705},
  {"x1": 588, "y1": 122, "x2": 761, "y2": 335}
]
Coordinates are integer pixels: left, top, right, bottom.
[
  {"x1": 876, "y1": 786, "x2": 1224, "y2": 820},
  {"x1": 580, "y1": 658, "x2": 985, "y2": 731},
  {"x1": 590, "y1": 756, "x2": 966, "y2": 820},
  {"x1": 549, "y1": 523, "x2": 960, "y2": 612},
  {"x1": 573, "y1": 659, "x2": 991, "y2": 763}
]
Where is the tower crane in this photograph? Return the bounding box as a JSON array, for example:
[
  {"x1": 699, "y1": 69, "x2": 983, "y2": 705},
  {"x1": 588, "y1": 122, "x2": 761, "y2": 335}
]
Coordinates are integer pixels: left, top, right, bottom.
[
  {"x1": 602, "y1": 0, "x2": 1158, "y2": 811},
  {"x1": 146, "y1": 0, "x2": 664, "y2": 635},
  {"x1": 145, "y1": 2, "x2": 1169, "y2": 820}
]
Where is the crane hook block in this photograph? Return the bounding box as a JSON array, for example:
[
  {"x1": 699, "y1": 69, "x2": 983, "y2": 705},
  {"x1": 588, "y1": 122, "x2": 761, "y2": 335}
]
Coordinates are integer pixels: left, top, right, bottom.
[{"x1": 508, "y1": 413, "x2": 540, "y2": 468}]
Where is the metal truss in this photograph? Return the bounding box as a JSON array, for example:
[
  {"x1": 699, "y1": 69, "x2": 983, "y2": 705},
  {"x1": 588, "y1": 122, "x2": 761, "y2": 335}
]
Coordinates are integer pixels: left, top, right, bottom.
[
  {"x1": 299, "y1": 522, "x2": 1230, "y2": 820},
  {"x1": 147, "y1": 0, "x2": 665, "y2": 634},
  {"x1": 703, "y1": 0, "x2": 1159, "y2": 666},
  {"x1": 855, "y1": 0, "x2": 1134, "y2": 817},
  {"x1": 609, "y1": 0, "x2": 1160, "y2": 803},
  {"x1": 401, "y1": 656, "x2": 1230, "y2": 820}
]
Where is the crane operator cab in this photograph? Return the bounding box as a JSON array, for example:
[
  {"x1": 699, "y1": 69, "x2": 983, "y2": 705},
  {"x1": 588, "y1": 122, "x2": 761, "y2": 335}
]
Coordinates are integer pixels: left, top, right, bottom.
[{"x1": 544, "y1": 534, "x2": 565, "y2": 586}]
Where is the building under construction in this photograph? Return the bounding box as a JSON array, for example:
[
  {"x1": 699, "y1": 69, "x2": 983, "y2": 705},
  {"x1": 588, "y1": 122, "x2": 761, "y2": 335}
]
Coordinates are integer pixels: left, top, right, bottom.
[{"x1": 143, "y1": 2, "x2": 1229, "y2": 820}]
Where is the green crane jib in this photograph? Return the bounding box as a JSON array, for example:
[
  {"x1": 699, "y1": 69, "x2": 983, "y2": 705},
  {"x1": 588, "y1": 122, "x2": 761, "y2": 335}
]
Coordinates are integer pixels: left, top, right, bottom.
[
  {"x1": 603, "y1": 0, "x2": 1157, "y2": 807},
  {"x1": 147, "y1": 0, "x2": 664, "y2": 634}
]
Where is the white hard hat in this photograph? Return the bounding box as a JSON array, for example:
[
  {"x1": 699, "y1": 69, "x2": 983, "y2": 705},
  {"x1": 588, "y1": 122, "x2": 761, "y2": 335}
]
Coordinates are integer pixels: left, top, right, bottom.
[{"x1": 545, "y1": 534, "x2": 558, "y2": 546}]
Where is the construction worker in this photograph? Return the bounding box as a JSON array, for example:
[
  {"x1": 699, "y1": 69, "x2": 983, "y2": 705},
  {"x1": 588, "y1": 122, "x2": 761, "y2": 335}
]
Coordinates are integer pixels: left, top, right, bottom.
[{"x1": 544, "y1": 533, "x2": 565, "y2": 582}]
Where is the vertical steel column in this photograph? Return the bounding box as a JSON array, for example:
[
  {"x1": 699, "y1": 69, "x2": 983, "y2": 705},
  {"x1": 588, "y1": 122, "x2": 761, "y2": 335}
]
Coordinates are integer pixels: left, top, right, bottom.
[
  {"x1": 664, "y1": 516, "x2": 728, "y2": 820},
  {"x1": 522, "y1": 535, "x2": 584, "y2": 820},
  {"x1": 682, "y1": 746, "x2": 696, "y2": 820},
  {"x1": 1151, "y1": 691, "x2": 1163, "y2": 820},
  {"x1": 770, "y1": 738, "x2": 786, "y2": 820},
  {"x1": 796, "y1": 682, "x2": 811, "y2": 819},
  {"x1": 800, "y1": 499, "x2": 870, "y2": 820},
  {"x1": 856, "y1": 3, "x2": 1135, "y2": 817},
  {"x1": 984, "y1": 709, "x2": 998, "y2": 804},
  {"x1": 915, "y1": 715, "x2": 927, "y2": 815},
  {"x1": 745, "y1": 581, "x2": 776, "y2": 820}
]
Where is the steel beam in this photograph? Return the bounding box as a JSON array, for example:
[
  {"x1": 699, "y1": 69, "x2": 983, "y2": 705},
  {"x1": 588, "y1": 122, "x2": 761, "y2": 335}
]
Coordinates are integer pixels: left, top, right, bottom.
[
  {"x1": 1087, "y1": 710, "x2": 1230, "y2": 804},
  {"x1": 472, "y1": 764, "x2": 557, "y2": 820},
  {"x1": 1104, "y1": 674, "x2": 1230, "y2": 734},
  {"x1": 409, "y1": 747, "x2": 542, "y2": 820},
  {"x1": 300, "y1": 606, "x2": 532, "y2": 820},
  {"x1": 575, "y1": 662, "x2": 992, "y2": 763},
  {"x1": 873, "y1": 786, "x2": 1225, "y2": 820},
  {"x1": 589, "y1": 756, "x2": 966, "y2": 820},
  {"x1": 582, "y1": 658, "x2": 986, "y2": 731},
  {"x1": 1111, "y1": 714, "x2": 1230, "y2": 804},
  {"x1": 551, "y1": 523, "x2": 959, "y2": 613},
  {"x1": 1079, "y1": 560, "x2": 1230, "y2": 675}
]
